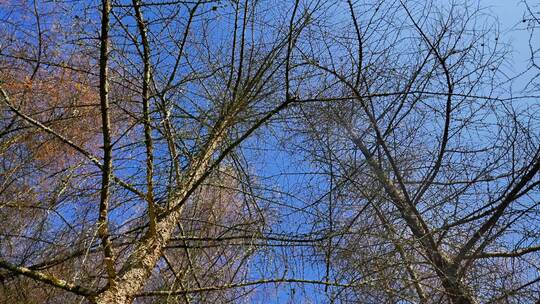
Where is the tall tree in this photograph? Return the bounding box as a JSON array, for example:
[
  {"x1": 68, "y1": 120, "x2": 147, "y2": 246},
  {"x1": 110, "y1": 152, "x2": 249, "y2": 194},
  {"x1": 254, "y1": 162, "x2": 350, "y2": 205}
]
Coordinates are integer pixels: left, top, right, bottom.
[{"x1": 1, "y1": 1, "x2": 540, "y2": 303}]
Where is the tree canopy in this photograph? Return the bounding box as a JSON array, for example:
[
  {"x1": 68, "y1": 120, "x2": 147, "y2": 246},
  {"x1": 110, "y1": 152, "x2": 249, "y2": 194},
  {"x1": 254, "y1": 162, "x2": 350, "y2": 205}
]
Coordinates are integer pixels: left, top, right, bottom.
[{"x1": 1, "y1": 0, "x2": 540, "y2": 303}]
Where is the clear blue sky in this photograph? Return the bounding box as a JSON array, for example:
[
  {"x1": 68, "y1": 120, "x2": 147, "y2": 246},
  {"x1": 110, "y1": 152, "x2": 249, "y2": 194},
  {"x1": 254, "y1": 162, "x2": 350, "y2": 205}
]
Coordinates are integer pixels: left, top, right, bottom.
[{"x1": 490, "y1": 1, "x2": 534, "y2": 79}]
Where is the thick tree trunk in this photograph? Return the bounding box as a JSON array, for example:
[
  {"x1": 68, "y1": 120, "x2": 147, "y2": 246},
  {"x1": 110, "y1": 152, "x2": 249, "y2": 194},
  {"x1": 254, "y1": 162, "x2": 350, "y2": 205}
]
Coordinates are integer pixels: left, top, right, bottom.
[
  {"x1": 345, "y1": 124, "x2": 477, "y2": 304},
  {"x1": 433, "y1": 256, "x2": 477, "y2": 304},
  {"x1": 92, "y1": 120, "x2": 229, "y2": 303},
  {"x1": 93, "y1": 213, "x2": 179, "y2": 304}
]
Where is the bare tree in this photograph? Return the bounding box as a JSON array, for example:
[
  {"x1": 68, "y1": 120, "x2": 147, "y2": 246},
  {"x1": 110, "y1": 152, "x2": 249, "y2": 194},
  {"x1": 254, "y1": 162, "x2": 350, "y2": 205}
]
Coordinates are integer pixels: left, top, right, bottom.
[
  {"x1": 0, "y1": 0, "x2": 314, "y2": 303},
  {"x1": 1, "y1": 0, "x2": 540, "y2": 304},
  {"x1": 285, "y1": 1, "x2": 540, "y2": 303}
]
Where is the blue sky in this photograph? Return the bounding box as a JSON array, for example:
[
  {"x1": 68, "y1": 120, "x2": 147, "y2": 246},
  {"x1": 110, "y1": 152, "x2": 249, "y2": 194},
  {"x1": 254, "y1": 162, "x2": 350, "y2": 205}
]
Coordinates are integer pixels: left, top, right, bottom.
[
  {"x1": 2, "y1": 0, "x2": 537, "y2": 302},
  {"x1": 490, "y1": 1, "x2": 535, "y2": 80},
  {"x1": 246, "y1": 1, "x2": 540, "y2": 303}
]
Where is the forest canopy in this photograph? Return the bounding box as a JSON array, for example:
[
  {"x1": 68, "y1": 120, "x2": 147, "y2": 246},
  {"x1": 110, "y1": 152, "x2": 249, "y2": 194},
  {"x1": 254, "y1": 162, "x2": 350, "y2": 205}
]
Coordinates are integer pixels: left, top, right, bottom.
[{"x1": 1, "y1": 0, "x2": 540, "y2": 303}]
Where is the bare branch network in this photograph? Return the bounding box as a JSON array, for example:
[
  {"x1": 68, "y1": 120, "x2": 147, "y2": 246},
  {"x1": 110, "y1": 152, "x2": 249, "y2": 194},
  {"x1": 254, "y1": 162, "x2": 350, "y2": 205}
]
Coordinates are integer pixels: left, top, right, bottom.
[{"x1": 1, "y1": 0, "x2": 540, "y2": 303}]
